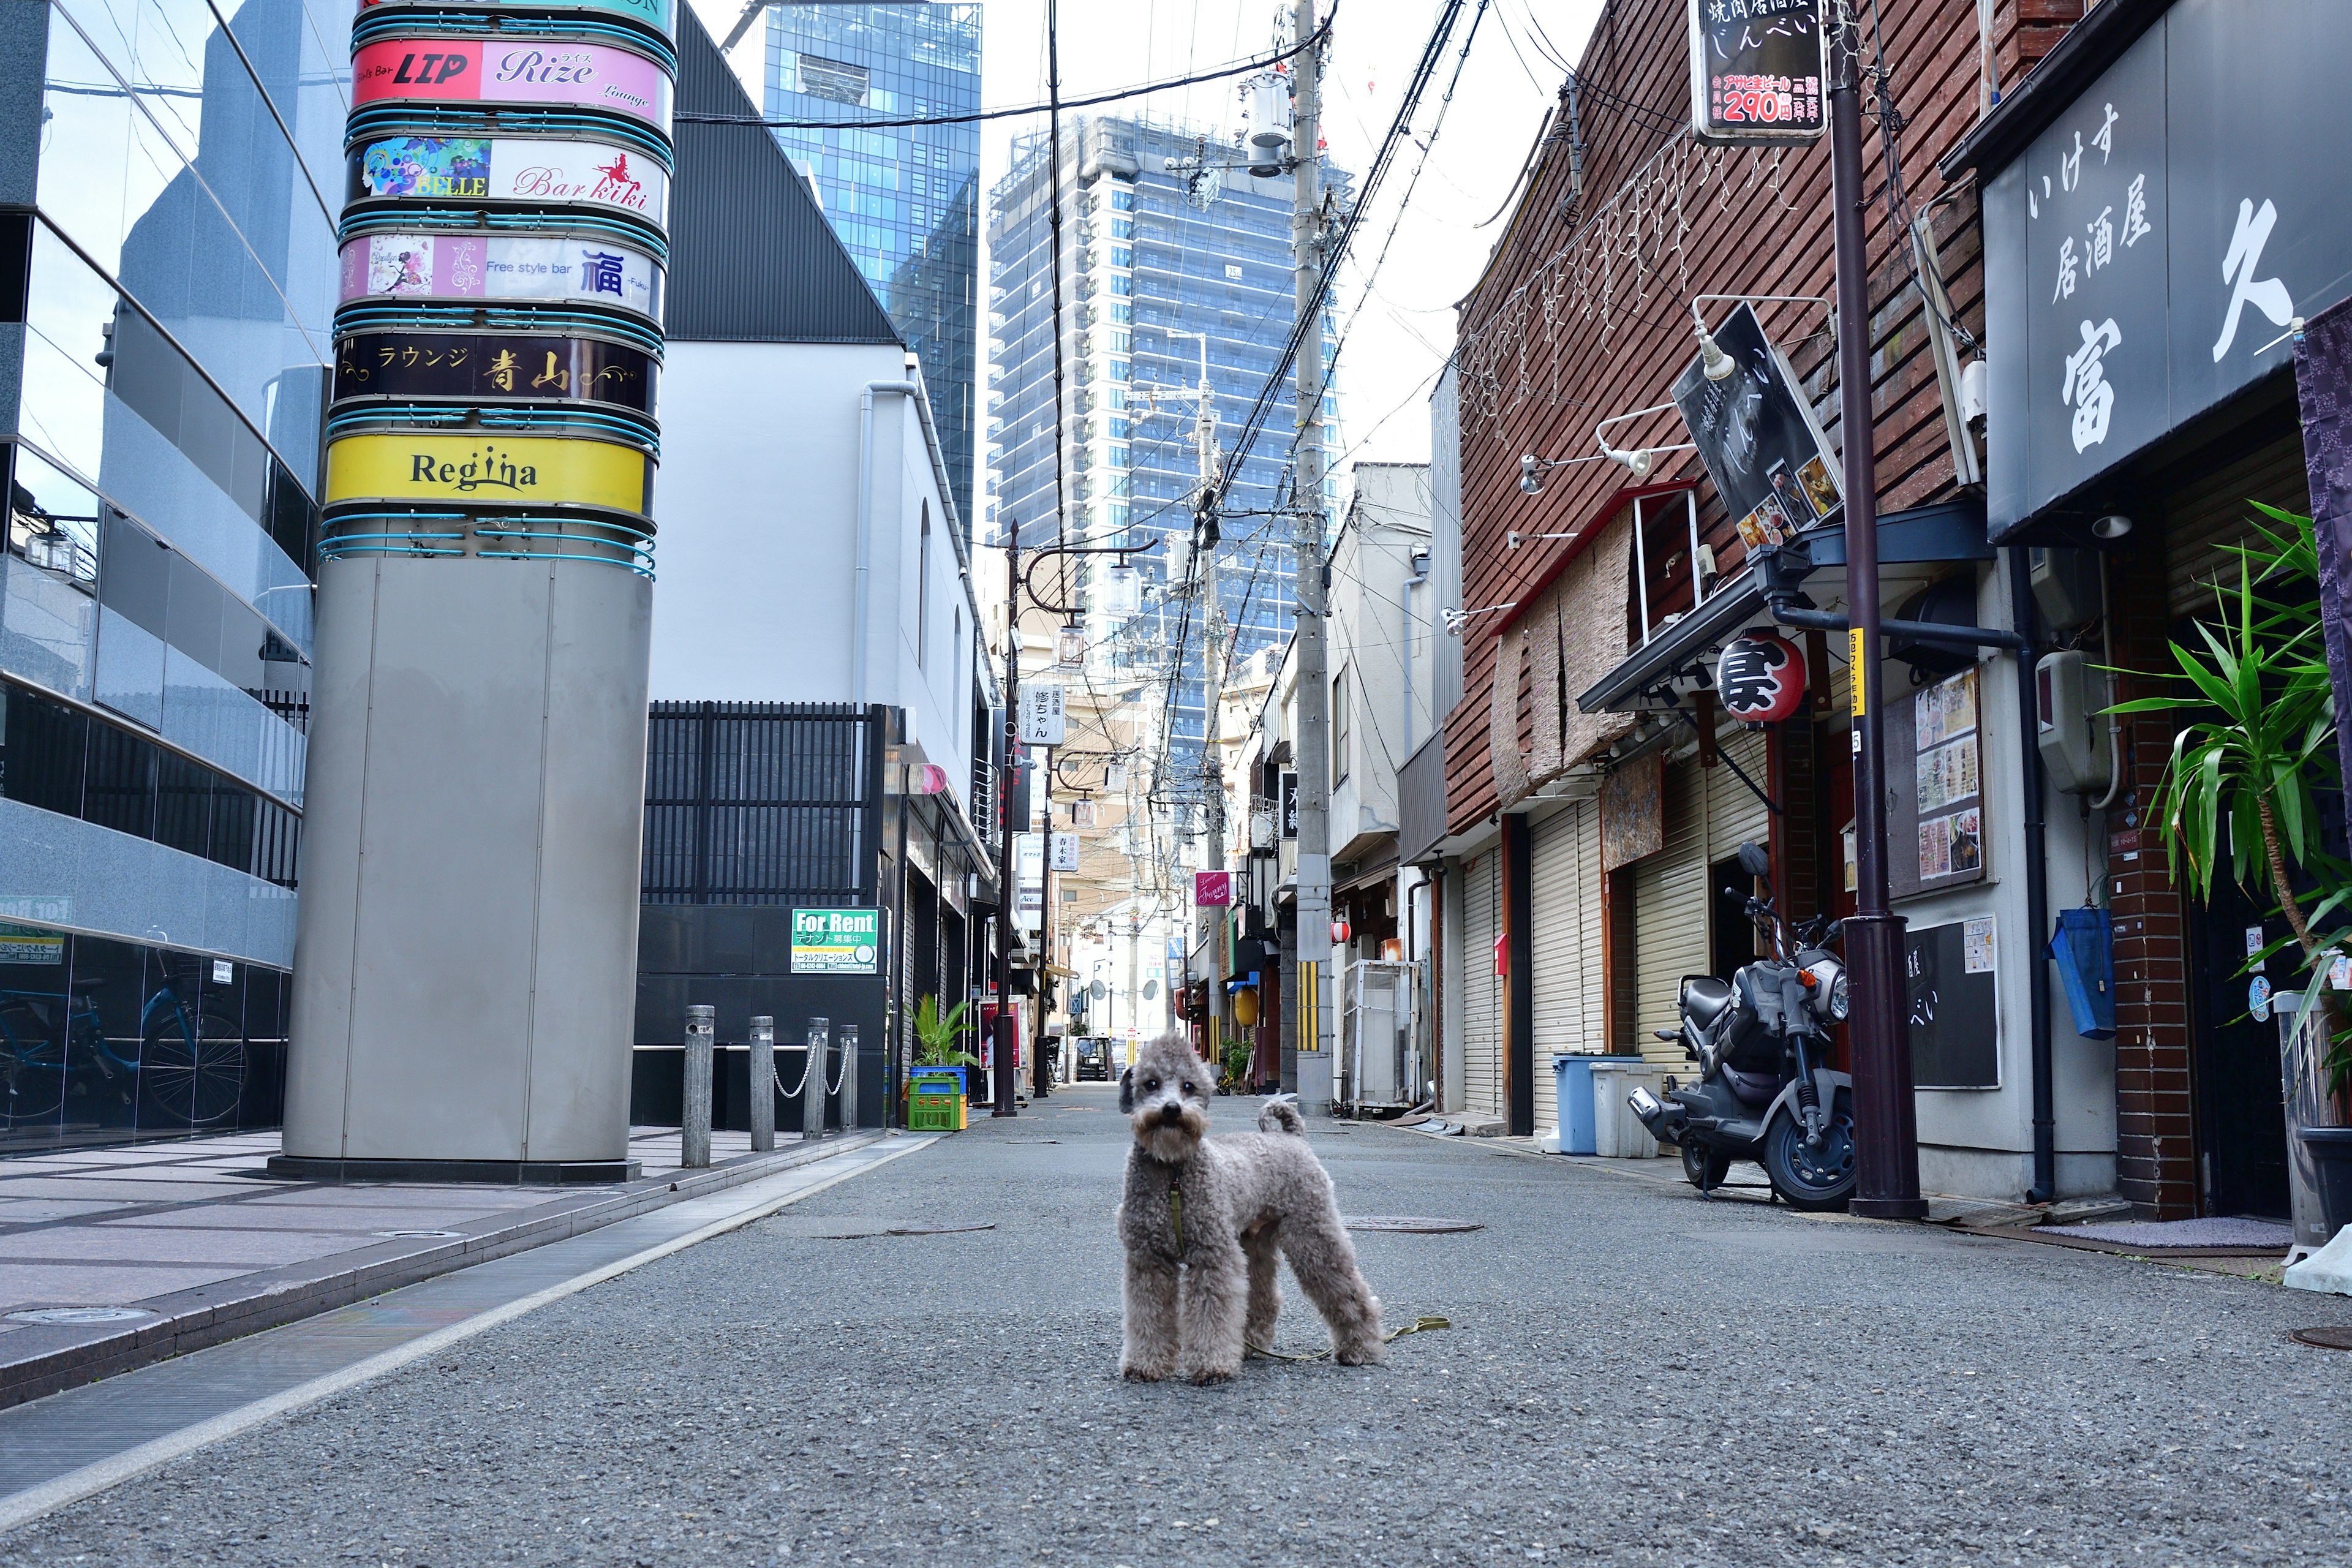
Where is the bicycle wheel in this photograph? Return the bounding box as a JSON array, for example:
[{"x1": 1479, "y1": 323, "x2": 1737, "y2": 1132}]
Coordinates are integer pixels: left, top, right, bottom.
[
  {"x1": 0, "y1": 1000, "x2": 68, "y2": 1129},
  {"x1": 140, "y1": 1001, "x2": 247, "y2": 1126}
]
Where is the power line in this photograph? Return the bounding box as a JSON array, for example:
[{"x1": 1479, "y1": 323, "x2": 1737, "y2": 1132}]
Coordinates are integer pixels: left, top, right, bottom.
[{"x1": 679, "y1": 7, "x2": 1338, "y2": 128}]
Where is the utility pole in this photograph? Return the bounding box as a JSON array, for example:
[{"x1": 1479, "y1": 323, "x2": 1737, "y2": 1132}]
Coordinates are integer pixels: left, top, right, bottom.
[
  {"x1": 1035, "y1": 769, "x2": 1054, "y2": 1099},
  {"x1": 1172, "y1": 329, "x2": 1227, "y2": 1063},
  {"x1": 993, "y1": 546, "x2": 1020, "y2": 1118},
  {"x1": 1289, "y1": 0, "x2": 1333, "y2": 1110},
  {"x1": 1828, "y1": 6, "x2": 1921, "y2": 1215}
]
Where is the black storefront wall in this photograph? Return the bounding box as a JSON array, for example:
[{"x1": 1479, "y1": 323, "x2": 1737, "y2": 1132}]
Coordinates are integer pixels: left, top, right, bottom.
[{"x1": 1977, "y1": 0, "x2": 2352, "y2": 541}]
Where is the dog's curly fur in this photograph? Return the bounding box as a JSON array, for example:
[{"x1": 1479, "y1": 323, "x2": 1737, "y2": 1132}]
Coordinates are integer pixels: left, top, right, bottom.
[{"x1": 1115, "y1": 1032, "x2": 1382, "y2": 1384}]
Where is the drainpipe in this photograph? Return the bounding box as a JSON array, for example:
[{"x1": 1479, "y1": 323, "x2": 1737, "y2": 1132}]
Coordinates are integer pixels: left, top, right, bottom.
[{"x1": 2008, "y1": 545, "x2": 2057, "y2": 1204}]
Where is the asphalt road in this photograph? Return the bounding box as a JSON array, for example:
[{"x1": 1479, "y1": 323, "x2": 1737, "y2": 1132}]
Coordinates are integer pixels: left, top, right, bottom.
[{"x1": 6, "y1": 1086, "x2": 2350, "y2": 1566}]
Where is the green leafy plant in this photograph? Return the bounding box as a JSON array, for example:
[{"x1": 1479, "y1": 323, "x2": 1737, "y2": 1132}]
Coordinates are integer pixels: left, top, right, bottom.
[
  {"x1": 911, "y1": 994, "x2": 978, "y2": 1068},
  {"x1": 2108, "y1": 505, "x2": 2350, "y2": 1087},
  {"x1": 1219, "y1": 1038, "x2": 1253, "y2": 1091}
]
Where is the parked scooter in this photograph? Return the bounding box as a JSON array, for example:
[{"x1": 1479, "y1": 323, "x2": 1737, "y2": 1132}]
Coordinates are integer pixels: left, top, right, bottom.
[{"x1": 1626, "y1": 840, "x2": 1858, "y2": 1211}]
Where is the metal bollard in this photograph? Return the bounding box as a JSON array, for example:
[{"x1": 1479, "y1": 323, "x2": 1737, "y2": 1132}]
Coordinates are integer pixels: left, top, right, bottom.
[
  {"x1": 748, "y1": 1014, "x2": 776, "y2": 1153},
  {"x1": 803, "y1": 1018, "x2": 829, "y2": 1141},
  {"x1": 838, "y1": 1023, "x2": 859, "y2": 1134},
  {"x1": 682, "y1": 1005, "x2": 714, "y2": 1169}
]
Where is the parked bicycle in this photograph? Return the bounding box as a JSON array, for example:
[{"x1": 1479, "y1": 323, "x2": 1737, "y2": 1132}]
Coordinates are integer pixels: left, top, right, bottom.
[{"x1": 0, "y1": 968, "x2": 245, "y2": 1131}]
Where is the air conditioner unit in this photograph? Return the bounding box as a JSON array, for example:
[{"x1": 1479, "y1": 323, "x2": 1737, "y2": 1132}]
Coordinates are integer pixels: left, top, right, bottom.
[{"x1": 1338, "y1": 960, "x2": 1419, "y2": 1114}]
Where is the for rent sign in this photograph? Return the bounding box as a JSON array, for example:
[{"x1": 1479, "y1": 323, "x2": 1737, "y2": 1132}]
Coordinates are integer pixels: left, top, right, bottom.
[{"x1": 791, "y1": 909, "x2": 883, "y2": 974}]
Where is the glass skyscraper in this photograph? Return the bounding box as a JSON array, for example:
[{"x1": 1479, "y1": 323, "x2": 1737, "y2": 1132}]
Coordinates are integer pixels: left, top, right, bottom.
[
  {"x1": 765, "y1": 2, "x2": 981, "y2": 530},
  {"x1": 986, "y1": 115, "x2": 1344, "y2": 758},
  {"x1": 0, "y1": 0, "x2": 339, "y2": 1149}
]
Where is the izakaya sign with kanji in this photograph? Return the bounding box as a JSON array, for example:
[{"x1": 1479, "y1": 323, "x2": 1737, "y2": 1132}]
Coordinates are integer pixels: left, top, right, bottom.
[
  {"x1": 1715, "y1": 632, "x2": 1807, "y2": 724},
  {"x1": 1686, "y1": 0, "x2": 1826, "y2": 145},
  {"x1": 1979, "y1": 1, "x2": 2352, "y2": 538}
]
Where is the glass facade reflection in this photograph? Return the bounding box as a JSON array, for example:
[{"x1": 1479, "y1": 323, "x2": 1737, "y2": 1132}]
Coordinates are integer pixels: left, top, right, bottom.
[
  {"x1": 0, "y1": 0, "x2": 340, "y2": 1148},
  {"x1": 765, "y1": 2, "x2": 979, "y2": 532}
]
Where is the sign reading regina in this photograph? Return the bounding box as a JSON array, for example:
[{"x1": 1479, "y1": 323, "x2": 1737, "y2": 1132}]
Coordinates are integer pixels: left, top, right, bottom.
[{"x1": 325, "y1": 432, "x2": 651, "y2": 514}]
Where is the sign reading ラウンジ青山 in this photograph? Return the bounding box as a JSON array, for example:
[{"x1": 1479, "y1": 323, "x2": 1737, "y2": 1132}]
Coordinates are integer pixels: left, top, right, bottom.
[
  {"x1": 1978, "y1": 0, "x2": 2352, "y2": 538},
  {"x1": 790, "y1": 908, "x2": 883, "y2": 974}
]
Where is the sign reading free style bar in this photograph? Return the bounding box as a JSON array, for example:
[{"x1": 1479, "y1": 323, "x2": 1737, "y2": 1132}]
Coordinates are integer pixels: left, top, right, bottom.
[
  {"x1": 348, "y1": 136, "x2": 667, "y2": 223},
  {"x1": 351, "y1": 40, "x2": 673, "y2": 132},
  {"x1": 339, "y1": 232, "x2": 663, "y2": 318}
]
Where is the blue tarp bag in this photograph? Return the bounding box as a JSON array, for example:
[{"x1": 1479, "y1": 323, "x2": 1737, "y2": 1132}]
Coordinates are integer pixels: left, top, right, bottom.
[{"x1": 2050, "y1": 906, "x2": 2116, "y2": 1039}]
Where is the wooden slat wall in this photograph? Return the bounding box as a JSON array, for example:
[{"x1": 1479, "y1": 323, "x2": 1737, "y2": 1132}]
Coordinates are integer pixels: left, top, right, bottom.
[{"x1": 1444, "y1": 0, "x2": 2007, "y2": 837}]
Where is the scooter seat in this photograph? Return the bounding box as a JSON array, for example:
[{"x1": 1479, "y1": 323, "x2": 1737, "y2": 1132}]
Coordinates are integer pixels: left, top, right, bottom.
[
  {"x1": 1722, "y1": 1066, "x2": 1779, "y2": 1107},
  {"x1": 1680, "y1": 975, "x2": 1734, "y2": 1029}
]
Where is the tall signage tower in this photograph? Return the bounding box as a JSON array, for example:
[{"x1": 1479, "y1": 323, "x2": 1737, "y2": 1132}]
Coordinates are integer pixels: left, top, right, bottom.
[{"x1": 273, "y1": 0, "x2": 674, "y2": 1178}]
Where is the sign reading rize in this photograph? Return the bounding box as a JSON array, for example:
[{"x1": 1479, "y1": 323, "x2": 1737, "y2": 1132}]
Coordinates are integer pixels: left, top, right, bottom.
[
  {"x1": 790, "y1": 908, "x2": 881, "y2": 974},
  {"x1": 358, "y1": 0, "x2": 674, "y2": 28},
  {"x1": 339, "y1": 232, "x2": 663, "y2": 317},
  {"x1": 348, "y1": 137, "x2": 667, "y2": 221},
  {"x1": 350, "y1": 40, "x2": 673, "y2": 130},
  {"x1": 1687, "y1": 0, "x2": 1826, "y2": 145},
  {"x1": 334, "y1": 331, "x2": 657, "y2": 412}
]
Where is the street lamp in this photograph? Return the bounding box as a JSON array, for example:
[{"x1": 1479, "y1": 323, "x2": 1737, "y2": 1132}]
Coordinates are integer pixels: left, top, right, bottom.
[{"x1": 1591, "y1": 403, "x2": 1696, "y2": 480}]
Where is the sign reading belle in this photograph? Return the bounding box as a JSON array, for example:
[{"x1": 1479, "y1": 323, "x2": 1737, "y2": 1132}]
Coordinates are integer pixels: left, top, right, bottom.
[{"x1": 273, "y1": 0, "x2": 676, "y2": 1180}]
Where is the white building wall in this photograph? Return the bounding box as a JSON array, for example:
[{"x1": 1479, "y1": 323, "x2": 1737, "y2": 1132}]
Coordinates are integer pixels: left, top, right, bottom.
[{"x1": 652, "y1": 340, "x2": 978, "y2": 806}]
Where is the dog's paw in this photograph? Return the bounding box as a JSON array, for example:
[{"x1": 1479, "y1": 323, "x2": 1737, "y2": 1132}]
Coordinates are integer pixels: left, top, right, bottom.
[
  {"x1": 1184, "y1": 1363, "x2": 1237, "y2": 1385},
  {"x1": 1333, "y1": 1339, "x2": 1385, "y2": 1366},
  {"x1": 1120, "y1": 1360, "x2": 1170, "y2": 1383}
]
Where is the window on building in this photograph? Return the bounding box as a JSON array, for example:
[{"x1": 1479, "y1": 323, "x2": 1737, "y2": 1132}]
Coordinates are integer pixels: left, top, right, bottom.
[
  {"x1": 918, "y1": 500, "x2": 932, "y2": 670},
  {"x1": 1111, "y1": 188, "x2": 1136, "y2": 211},
  {"x1": 1109, "y1": 301, "x2": 1132, "y2": 324},
  {"x1": 1333, "y1": 665, "x2": 1351, "y2": 784}
]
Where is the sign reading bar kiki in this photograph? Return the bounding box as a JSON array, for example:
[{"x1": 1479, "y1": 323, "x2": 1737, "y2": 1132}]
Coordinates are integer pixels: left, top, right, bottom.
[
  {"x1": 348, "y1": 137, "x2": 667, "y2": 222},
  {"x1": 790, "y1": 908, "x2": 881, "y2": 974},
  {"x1": 325, "y1": 432, "x2": 651, "y2": 514},
  {"x1": 340, "y1": 232, "x2": 663, "y2": 317},
  {"x1": 350, "y1": 40, "x2": 673, "y2": 131},
  {"x1": 335, "y1": 331, "x2": 657, "y2": 412}
]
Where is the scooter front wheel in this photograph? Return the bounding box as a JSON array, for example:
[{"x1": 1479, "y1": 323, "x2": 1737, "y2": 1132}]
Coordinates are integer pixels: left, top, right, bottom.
[
  {"x1": 1760, "y1": 1091, "x2": 1856, "y2": 1212},
  {"x1": 1680, "y1": 1141, "x2": 1731, "y2": 1192}
]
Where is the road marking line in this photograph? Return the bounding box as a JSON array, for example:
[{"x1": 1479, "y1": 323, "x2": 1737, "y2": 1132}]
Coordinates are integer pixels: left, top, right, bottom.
[{"x1": 0, "y1": 1135, "x2": 938, "y2": 1536}]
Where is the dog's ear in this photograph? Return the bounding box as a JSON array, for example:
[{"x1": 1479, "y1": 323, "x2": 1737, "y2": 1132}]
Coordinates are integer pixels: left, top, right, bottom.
[{"x1": 1118, "y1": 1066, "x2": 1134, "y2": 1114}]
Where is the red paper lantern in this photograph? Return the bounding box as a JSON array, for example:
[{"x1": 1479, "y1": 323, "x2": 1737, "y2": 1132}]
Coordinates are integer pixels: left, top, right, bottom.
[
  {"x1": 1715, "y1": 632, "x2": 1807, "y2": 724},
  {"x1": 1331, "y1": 918, "x2": 1352, "y2": 944}
]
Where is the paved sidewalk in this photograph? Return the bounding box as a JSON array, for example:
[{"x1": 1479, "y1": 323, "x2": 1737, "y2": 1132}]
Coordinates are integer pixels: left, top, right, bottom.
[{"x1": 0, "y1": 1125, "x2": 872, "y2": 1408}]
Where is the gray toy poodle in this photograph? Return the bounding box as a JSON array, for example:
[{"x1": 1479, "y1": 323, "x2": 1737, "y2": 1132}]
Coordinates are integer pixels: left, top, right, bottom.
[{"x1": 1116, "y1": 1032, "x2": 1383, "y2": 1383}]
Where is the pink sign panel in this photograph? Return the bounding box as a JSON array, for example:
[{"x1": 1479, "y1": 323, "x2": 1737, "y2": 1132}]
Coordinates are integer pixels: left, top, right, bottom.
[
  {"x1": 351, "y1": 39, "x2": 673, "y2": 131},
  {"x1": 1193, "y1": 872, "x2": 1231, "y2": 907},
  {"x1": 337, "y1": 232, "x2": 664, "y2": 318}
]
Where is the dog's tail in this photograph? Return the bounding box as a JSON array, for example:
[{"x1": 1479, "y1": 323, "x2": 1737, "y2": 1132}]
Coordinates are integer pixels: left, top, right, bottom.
[{"x1": 1257, "y1": 1095, "x2": 1306, "y2": 1136}]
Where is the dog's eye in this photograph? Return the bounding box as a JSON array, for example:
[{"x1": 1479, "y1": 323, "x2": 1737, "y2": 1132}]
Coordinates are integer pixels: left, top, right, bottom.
[{"x1": 1145, "y1": 1077, "x2": 1159, "y2": 1091}]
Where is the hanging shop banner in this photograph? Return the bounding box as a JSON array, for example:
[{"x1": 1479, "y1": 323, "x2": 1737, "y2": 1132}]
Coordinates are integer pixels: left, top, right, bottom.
[
  {"x1": 1686, "y1": 0, "x2": 1825, "y2": 145},
  {"x1": 325, "y1": 431, "x2": 651, "y2": 514},
  {"x1": 1017, "y1": 684, "x2": 1067, "y2": 746},
  {"x1": 351, "y1": 40, "x2": 673, "y2": 130},
  {"x1": 788, "y1": 908, "x2": 881, "y2": 974},
  {"x1": 1193, "y1": 872, "x2": 1231, "y2": 908},
  {"x1": 1049, "y1": 832, "x2": 1081, "y2": 873},
  {"x1": 1670, "y1": 301, "x2": 1842, "y2": 550},
  {"x1": 356, "y1": 0, "x2": 674, "y2": 32},
  {"x1": 347, "y1": 136, "x2": 667, "y2": 223},
  {"x1": 1714, "y1": 631, "x2": 1807, "y2": 723},
  {"x1": 334, "y1": 331, "x2": 657, "y2": 413},
  {"x1": 339, "y1": 232, "x2": 663, "y2": 318},
  {"x1": 1977, "y1": 1, "x2": 2352, "y2": 538}
]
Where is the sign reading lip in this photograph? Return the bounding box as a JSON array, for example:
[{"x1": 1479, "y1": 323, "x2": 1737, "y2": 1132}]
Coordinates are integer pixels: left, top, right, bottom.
[
  {"x1": 348, "y1": 135, "x2": 668, "y2": 221},
  {"x1": 335, "y1": 330, "x2": 657, "y2": 413},
  {"x1": 339, "y1": 232, "x2": 663, "y2": 318},
  {"x1": 326, "y1": 431, "x2": 652, "y2": 514},
  {"x1": 350, "y1": 39, "x2": 674, "y2": 132}
]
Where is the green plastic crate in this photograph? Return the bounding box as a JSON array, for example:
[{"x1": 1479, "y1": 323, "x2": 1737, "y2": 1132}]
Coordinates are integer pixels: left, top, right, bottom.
[{"x1": 908, "y1": 1088, "x2": 964, "y2": 1131}]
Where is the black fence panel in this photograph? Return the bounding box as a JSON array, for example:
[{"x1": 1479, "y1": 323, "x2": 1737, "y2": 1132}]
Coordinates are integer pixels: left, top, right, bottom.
[{"x1": 641, "y1": 701, "x2": 881, "y2": 905}]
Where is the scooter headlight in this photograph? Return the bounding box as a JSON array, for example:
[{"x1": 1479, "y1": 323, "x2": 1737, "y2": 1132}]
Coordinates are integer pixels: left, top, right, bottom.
[{"x1": 1825, "y1": 969, "x2": 1850, "y2": 1021}]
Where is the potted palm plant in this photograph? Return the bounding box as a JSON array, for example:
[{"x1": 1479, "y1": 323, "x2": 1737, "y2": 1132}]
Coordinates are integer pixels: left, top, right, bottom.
[
  {"x1": 2111, "y1": 506, "x2": 2351, "y2": 1245},
  {"x1": 910, "y1": 995, "x2": 976, "y2": 1086}
]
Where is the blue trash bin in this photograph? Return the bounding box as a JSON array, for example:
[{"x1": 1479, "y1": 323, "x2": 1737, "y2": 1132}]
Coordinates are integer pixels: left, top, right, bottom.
[{"x1": 1552, "y1": 1055, "x2": 1643, "y2": 1154}]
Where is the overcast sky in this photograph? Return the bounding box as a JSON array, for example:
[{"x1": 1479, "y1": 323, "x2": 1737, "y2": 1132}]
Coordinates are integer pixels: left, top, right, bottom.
[{"x1": 688, "y1": 0, "x2": 1605, "y2": 472}]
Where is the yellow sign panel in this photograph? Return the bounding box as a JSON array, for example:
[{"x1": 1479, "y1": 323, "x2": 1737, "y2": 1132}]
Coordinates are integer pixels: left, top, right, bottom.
[
  {"x1": 1849, "y1": 627, "x2": 1868, "y2": 715},
  {"x1": 325, "y1": 432, "x2": 650, "y2": 514}
]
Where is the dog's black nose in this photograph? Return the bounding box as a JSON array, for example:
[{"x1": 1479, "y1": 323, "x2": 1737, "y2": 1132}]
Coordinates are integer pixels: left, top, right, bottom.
[{"x1": 1158, "y1": 1102, "x2": 1184, "y2": 1126}]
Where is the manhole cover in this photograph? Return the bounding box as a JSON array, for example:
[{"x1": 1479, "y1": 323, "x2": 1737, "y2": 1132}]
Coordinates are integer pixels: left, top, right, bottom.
[
  {"x1": 1342, "y1": 1215, "x2": 1484, "y2": 1234},
  {"x1": 375, "y1": 1229, "x2": 464, "y2": 1240},
  {"x1": 884, "y1": 1221, "x2": 997, "y2": 1236},
  {"x1": 7, "y1": 1306, "x2": 154, "y2": 1326},
  {"x1": 2291, "y1": 1325, "x2": 2352, "y2": 1351}
]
